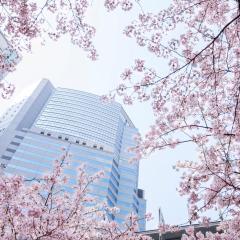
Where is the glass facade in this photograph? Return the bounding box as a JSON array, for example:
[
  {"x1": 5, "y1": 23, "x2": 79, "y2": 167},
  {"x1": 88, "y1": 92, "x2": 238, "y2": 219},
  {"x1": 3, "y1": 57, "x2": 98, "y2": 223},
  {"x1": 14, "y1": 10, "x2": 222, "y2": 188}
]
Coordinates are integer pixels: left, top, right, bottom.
[
  {"x1": 35, "y1": 88, "x2": 122, "y2": 146},
  {"x1": 0, "y1": 80, "x2": 146, "y2": 230}
]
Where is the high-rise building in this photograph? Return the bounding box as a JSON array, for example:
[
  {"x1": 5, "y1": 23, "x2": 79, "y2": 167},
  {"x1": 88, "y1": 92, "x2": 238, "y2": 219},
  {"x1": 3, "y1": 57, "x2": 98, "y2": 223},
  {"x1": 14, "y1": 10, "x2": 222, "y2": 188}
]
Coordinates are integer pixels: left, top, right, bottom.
[{"x1": 0, "y1": 79, "x2": 146, "y2": 230}]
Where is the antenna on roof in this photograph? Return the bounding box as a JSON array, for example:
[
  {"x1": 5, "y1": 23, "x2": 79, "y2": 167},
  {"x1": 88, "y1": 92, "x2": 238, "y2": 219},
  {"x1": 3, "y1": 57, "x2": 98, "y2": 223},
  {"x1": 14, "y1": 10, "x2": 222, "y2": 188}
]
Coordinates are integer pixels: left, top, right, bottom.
[
  {"x1": 159, "y1": 207, "x2": 165, "y2": 225},
  {"x1": 158, "y1": 208, "x2": 165, "y2": 240}
]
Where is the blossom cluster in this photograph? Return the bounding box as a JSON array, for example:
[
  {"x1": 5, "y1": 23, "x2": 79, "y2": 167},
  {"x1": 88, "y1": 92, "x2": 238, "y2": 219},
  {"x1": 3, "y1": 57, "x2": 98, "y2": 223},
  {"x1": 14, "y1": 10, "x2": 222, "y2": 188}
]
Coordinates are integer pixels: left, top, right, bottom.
[
  {"x1": 107, "y1": 0, "x2": 240, "y2": 238},
  {"x1": 0, "y1": 152, "x2": 150, "y2": 239}
]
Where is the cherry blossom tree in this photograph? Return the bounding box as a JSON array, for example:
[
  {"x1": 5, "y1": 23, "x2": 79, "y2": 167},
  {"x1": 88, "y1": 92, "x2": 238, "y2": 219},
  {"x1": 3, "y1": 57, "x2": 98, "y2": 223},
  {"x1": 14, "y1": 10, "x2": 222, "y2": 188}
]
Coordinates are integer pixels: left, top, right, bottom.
[
  {"x1": 0, "y1": 0, "x2": 136, "y2": 98},
  {"x1": 0, "y1": 151, "x2": 149, "y2": 239},
  {"x1": 105, "y1": 0, "x2": 240, "y2": 238},
  {"x1": 2, "y1": 0, "x2": 240, "y2": 237},
  {"x1": 0, "y1": 0, "x2": 98, "y2": 59},
  {"x1": 0, "y1": 0, "x2": 97, "y2": 98}
]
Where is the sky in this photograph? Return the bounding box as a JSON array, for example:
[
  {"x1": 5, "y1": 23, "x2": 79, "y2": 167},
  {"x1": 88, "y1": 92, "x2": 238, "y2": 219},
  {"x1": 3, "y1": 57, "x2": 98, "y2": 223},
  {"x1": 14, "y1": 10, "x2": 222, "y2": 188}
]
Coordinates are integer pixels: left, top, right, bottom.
[{"x1": 0, "y1": 0, "x2": 199, "y2": 229}]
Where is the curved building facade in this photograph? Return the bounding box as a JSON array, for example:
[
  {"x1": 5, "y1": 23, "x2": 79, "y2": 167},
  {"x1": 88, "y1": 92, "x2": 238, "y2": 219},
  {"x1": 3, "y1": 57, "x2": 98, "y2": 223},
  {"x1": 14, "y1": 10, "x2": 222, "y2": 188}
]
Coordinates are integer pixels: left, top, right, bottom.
[{"x1": 0, "y1": 79, "x2": 146, "y2": 230}]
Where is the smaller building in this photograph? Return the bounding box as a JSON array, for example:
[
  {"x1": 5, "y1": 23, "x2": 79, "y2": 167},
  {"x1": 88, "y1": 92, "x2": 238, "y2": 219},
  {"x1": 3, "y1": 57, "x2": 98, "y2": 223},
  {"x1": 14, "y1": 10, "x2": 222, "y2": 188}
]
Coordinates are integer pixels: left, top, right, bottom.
[
  {"x1": 140, "y1": 222, "x2": 218, "y2": 240},
  {"x1": 0, "y1": 31, "x2": 20, "y2": 81},
  {"x1": 0, "y1": 98, "x2": 26, "y2": 136}
]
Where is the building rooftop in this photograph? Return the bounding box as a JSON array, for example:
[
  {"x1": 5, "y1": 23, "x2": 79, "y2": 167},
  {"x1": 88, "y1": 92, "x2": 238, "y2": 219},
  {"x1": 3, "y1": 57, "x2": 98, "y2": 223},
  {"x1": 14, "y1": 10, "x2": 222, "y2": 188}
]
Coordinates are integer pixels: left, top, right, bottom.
[{"x1": 140, "y1": 222, "x2": 219, "y2": 240}]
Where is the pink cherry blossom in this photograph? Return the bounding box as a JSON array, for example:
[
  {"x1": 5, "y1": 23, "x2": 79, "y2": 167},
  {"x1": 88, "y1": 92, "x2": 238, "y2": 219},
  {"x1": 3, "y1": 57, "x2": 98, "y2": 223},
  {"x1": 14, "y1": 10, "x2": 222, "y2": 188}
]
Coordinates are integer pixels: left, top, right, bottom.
[
  {"x1": 106, "y1": 0, "x2": 240, "y2": 238},
  {"x1": 0, "y1": 152, "x2": 150, "y2": 239}
]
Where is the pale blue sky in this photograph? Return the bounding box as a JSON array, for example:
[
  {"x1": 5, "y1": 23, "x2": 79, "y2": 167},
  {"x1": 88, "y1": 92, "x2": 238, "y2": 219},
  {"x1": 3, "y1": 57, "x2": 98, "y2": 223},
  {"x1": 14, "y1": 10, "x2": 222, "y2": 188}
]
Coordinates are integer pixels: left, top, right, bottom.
[{"x1": 0, "y1": 0, "x2": 198, "y2": 229}]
